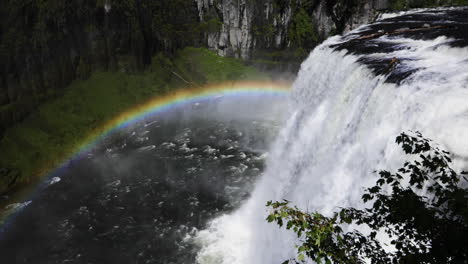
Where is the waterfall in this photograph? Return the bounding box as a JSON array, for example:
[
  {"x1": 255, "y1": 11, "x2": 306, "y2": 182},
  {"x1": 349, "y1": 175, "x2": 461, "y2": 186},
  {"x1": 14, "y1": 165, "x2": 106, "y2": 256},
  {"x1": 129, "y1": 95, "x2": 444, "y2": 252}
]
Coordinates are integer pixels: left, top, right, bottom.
[{"x1": 194, "y1": 9, "x2": 468, "y2": 264}]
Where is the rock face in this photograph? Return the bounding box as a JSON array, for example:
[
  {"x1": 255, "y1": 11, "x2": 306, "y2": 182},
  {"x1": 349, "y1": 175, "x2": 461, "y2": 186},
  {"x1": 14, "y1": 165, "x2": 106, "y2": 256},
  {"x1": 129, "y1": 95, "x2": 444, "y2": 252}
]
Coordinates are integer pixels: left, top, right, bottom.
[
  {"x1": 1, "y1": 0, "x2": 463, "y2": 135},
  {"x1": 343, "y1": 0, "x2": 390, "y2": 31},
  {"x1": 0, "y1": 1, "x2": 202, "y2": 136},
  {"x1": 195, "y1": 0, "x2": 392, "y2": 59},
  {"x1": 196, "y1": 0, "x2": 256, "y2": 59}
]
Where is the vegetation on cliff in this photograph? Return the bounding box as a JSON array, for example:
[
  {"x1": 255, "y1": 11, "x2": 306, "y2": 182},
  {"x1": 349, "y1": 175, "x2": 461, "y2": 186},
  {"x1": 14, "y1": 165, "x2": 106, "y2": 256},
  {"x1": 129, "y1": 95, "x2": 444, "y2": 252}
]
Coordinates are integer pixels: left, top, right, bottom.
[
  {"x1": 0, "y1": 47, "x2": 264, "y2": 196},
  {"x1": 288, "y1": 7, "x2": 319, "y2": 58},
  {"x1": 267, "y1": 132, "x2": 468, "y2": 263},
  {"x1": 389, "y1": 0, "x2": 468, "y2": 10},
  {"x1": 0, "y1": 0, "x2": 204, "y2": 136},
  {"x1": 2, "y1": 0, "x2": 467, "y2": 136}
]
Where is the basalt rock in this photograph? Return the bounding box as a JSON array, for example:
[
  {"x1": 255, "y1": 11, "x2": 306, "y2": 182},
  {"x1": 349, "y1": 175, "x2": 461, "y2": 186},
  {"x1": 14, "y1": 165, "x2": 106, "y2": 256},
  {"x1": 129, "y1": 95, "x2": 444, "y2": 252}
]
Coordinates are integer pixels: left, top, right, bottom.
[
  {"x1": 194, "y1": 0, "x2": 393, "y2": 59},
  {"x1": 2, "y1": 0, "x2": 464, "y2": 136}
]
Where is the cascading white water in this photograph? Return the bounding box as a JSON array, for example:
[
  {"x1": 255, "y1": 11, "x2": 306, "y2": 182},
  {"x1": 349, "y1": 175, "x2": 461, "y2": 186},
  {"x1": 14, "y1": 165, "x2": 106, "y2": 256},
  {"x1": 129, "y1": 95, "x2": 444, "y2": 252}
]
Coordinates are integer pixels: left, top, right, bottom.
[{"x1": 194, "y1": 16, "x2": 468, "y2": 264}]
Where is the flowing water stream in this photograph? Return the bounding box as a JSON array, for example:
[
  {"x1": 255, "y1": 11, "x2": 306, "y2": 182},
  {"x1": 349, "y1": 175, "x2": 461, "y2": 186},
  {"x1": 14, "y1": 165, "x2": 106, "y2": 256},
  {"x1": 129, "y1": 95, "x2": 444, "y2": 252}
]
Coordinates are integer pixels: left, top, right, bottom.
[{"x1": 0, "y1": 95, "x2": 288, "y2": 263}]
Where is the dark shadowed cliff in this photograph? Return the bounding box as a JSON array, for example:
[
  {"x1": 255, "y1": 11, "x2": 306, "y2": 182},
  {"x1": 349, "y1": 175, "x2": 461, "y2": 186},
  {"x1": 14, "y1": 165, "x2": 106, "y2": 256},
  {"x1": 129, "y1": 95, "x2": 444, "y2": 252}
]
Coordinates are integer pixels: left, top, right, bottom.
[{"x1": 2, "y1": 0, "x2": 467, "y2": 135}]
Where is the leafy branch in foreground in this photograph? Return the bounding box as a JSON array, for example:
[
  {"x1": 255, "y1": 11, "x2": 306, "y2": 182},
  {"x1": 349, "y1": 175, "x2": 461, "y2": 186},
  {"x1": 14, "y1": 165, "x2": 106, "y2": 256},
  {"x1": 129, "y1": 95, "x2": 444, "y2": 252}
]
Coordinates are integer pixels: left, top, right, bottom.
[{"x1": 267, "y1": 131, "x2": 468, "y2": 264}]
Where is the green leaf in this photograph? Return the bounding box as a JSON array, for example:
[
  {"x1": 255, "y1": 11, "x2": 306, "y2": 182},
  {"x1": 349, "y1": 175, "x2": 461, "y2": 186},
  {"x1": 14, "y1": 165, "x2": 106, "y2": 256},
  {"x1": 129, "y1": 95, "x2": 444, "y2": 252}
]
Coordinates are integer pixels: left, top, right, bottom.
[
  {"x1": 266, "y1": 214, "x2": 275, "y2": 222},
  {"x1": 265, "y1": 131, "x2": 466, "y2": 264}
]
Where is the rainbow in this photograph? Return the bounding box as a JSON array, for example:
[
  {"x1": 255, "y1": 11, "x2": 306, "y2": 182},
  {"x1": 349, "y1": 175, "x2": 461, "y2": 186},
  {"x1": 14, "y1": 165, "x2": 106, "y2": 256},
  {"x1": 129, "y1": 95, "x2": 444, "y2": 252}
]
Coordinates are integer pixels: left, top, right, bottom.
[
  {"x1": 52, "y1": 81, "x2": 290, "y2": 175},
  {"x1": 0, "y1": 81, "x2": 290, "y2": 227}
]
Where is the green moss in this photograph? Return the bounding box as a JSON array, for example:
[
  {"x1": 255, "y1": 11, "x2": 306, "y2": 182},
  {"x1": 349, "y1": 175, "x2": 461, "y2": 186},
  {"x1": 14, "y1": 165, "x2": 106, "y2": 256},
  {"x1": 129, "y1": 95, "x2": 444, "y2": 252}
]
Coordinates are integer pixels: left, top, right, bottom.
[
  {"x1": 174, "y1": 47, "x2": 265, "y2": 83},
  {"x1": 0, "y1": 47, "x2": 266, "y2": 194}
]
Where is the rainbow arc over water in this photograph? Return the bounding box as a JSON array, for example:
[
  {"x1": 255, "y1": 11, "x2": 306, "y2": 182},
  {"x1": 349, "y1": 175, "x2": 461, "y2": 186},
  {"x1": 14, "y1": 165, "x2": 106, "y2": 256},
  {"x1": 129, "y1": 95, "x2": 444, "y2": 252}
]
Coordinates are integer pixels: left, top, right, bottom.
[
  {"x1": 53, "y1": 81, "x2": 290, "y2": 176},
  {"x1": 0, "y1": 81, "x2": 289, "y2": 223}
]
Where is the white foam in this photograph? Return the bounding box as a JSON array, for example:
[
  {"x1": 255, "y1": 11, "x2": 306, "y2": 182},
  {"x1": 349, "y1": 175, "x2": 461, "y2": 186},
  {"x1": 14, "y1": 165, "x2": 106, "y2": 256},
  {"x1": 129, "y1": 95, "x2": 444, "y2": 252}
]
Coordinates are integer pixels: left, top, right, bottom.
[
  {"x1": 49, "y1": 177, "x2": 61, "y2": 185},
  {"x1": 194, "y1": 22, "x2": 468, "y2": 264}
]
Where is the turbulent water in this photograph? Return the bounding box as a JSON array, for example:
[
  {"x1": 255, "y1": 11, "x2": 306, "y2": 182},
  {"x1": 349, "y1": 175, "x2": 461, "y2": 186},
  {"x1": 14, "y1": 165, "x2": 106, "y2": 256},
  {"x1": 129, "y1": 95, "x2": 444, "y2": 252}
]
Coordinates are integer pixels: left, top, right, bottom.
[
  {"x1": 0, "y1": 95, "x2": 288, "y2": 263},
  {"x1": 194, "y1": 8, "x2": 468, "y2": 264}
]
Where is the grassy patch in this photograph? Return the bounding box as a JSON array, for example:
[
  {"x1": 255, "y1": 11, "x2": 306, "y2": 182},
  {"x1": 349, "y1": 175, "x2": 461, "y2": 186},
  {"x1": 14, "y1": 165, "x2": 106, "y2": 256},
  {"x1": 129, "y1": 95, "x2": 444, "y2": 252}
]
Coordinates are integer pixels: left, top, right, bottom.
[{"x1": 0, "y1": 47, "x2": 266, "y2": 195}]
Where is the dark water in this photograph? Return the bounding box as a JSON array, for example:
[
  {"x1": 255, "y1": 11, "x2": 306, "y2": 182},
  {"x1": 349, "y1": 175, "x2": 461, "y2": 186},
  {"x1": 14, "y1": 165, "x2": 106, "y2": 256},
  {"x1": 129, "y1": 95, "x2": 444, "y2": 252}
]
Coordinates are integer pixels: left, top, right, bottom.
[{"x1": 0, "y1": 96, "x2": 287, "y2": 264}]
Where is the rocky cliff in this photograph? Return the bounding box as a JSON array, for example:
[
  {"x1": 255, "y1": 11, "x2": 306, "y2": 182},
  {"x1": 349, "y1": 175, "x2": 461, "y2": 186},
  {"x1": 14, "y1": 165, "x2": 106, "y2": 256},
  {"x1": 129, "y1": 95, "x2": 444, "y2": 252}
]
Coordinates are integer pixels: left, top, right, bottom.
[
  {"x1": 0, "y1": 0, "x2": 203, "y2": 136},
  {"x1": 1, "y1": 0, "x2": 466, "y2": 136},
  {"x1": 194, "y1": 0, "x2": 467, "y2": 59},
  {"x1": 194, "y1": 0, "x2": 392, "y2": 60}
]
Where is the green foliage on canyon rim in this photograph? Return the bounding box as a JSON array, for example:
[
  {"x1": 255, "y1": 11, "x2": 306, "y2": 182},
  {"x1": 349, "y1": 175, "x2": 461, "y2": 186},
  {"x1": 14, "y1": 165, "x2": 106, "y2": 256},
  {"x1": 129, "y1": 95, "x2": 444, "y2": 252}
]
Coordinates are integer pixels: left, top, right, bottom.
[
  {"x1": 267, "y1": 132, "x2": 468, "y2": 263},
  {"x1": 288, "y1": 8, "x2": 319, "y2": 58},
  {"x1": 389, "y1": 0, "x2": 468, "y2": 10},
  {"x1": 0, "y1": 47, "x2": 265, "y2": 196}
]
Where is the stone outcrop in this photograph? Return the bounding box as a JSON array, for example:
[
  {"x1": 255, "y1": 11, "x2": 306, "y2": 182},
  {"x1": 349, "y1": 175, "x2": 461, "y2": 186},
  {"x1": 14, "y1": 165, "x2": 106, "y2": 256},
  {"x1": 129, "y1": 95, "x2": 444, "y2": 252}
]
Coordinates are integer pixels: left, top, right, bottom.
[
  {"x1": 195, "y1": 0, "x2": 256, "y2": 59},
  {"x1": 195, "y1": 0, "x2": 392, "y2": 59}
]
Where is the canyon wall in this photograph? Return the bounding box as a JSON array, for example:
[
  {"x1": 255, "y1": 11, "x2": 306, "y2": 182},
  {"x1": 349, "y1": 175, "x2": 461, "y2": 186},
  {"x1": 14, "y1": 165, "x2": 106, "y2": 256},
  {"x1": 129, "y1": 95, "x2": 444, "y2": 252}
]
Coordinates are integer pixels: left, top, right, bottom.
[
  {"x1": 194, "y1": 0, "x2": 391, "y2": 59},
  {"x1": 1, "y1": 0, "x2": 464, "y2": 136}
]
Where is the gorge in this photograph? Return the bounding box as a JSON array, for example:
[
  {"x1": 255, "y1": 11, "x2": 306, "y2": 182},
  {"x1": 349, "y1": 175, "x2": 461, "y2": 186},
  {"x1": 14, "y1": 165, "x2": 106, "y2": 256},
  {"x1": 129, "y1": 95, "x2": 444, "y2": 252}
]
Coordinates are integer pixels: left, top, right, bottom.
[{"x1": 0, "y1": 2, "x2": 467, "y2": 264}]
